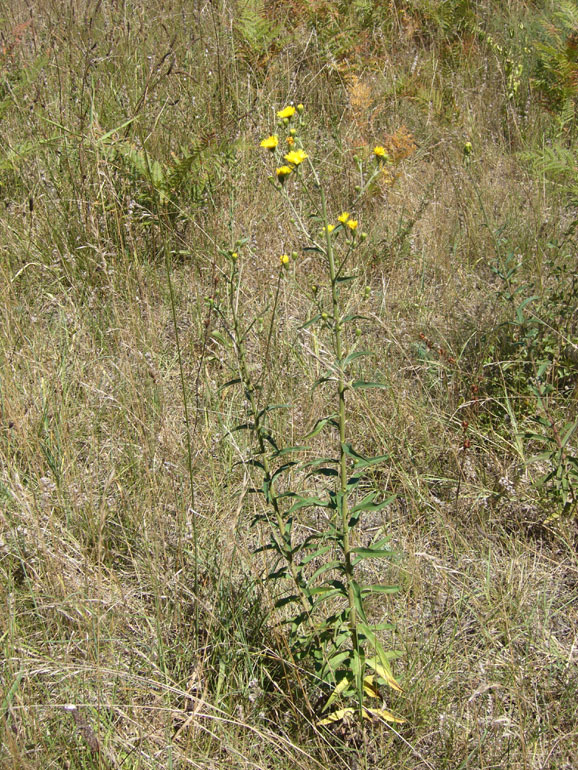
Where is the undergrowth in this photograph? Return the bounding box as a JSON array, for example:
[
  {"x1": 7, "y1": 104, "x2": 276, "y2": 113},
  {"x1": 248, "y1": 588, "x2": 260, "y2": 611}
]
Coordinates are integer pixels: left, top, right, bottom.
[{"x1": 1, "y1": 2, "x2": 577, "y2": 769}]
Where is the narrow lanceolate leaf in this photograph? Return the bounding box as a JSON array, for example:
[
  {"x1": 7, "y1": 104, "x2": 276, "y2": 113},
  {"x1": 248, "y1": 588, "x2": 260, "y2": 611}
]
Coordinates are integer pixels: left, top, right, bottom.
[
  {"x1": 306, "y1": 467, "x2": 339, "y2": 478},
  {"x1": 322, "y1": 674, "x2": 352, "y2": 712},
  {"x1": 274, "y1": 594, "x2": 300, "y2": 609},
  {"x1": 317, "y1": 706, "x2": 405, "y2": 726},
  {"x1": 270, "y1": 445, "x2": 309, "y2": 458},
  {"x1": 298, "y1": 544, "x2": 332, "y2": 566},
  {"x1": 341, "y1": 350, "x2": 373, "y2": 367},
  {"x1": 352, "y1": 380, "x2": 387, "y2": 390},
  {"x1": 348, "y1": 496, "x2": 395, "y2": 528},
  {"x1": 286, "y1": 496, "x2": 331, "y2": 514},
  {"x1": 350, "y1": 580, "x2": 369, "y2": 623},
  {"x1": 218, "y1": 377, "x2": 241, "y2": 391},
  {"x1": 312, "y1": 374, "x2": 334, "y2": 389},
  {"x1": 321, "y1": 650, "x2": 352, "y2": 676},
  {"x1": 303, "y1": 456, "x2": 339, "y2": 468},
  {"x1": 299, "y1": 313, "x2": 322, "y2": 330},
  {"x1": 309, "y1": 560, "x2": 343, "y2": 583},
  {"x1": 317, "y1": 707, "x2": 355, "y2": 725},
  {"x1": 363, "y1": 707, "x2": 405, "y2": 724},
  {"x1": 271, "y1": 461, "x2": 298, "y2": 483},
  {"x1": 356, "y1": 454, "x2": 390, "y2": 468},
  {"x1": 361, "y1": 584, "x2": 400, "y2": 595},
  {"x1": 311, "y1": 587, "x2": 346, "y2": 607},
  {"x1": 364, "y1": 638, "x2": 403, "y2": 693},
  {"x1": 231, "y1": 422, "x2": 253, "y2": 432},
  {"x1": 342, "y1": 443, "x2": 368, "y2": 463},
  {"x1": 266, "y1": 566, "x2": 288, "y2": 581},
  {"x1": 351, "y1": 546, "x2": 396, "y2": 560},
  {"x1": 363, "y1": 675, "x2": 381, "y2": 699},
  {"x1": 303, "y1": 414, "x2": 339, "y2": 439}
]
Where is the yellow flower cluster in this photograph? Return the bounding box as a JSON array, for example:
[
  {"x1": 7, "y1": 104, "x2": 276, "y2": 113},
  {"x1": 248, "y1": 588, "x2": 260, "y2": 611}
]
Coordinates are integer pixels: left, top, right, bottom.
[
  {"x1": 277, "y1": 105, "x2": 295, "y2": 119},
  {"x1": 284, "y1": 149, "x2": 308, "y2": 166},
  {"x1": 260, "y1": 135, "x2": 278, "y2": 150},
  {"x1": 335, "y1": 212, "x2": 358, "y2": 231},
  {"x1": 259, "y1": 105, "x2": 308, "y2": 183},
  {"x1": 276, "y1": 165, "x2": 293, "y2": 180}
]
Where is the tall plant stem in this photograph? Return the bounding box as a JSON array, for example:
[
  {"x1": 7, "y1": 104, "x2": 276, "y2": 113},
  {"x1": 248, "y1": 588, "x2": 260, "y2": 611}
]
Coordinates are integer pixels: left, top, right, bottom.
[{"x1": 319, "y1": 187, "x2": 362, "y2": 713}]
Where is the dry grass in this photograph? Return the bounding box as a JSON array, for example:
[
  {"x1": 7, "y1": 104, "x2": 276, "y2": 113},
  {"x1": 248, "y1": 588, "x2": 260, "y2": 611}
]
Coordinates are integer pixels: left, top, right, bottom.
[{"x1": 1, "y1": 1, "x2": 577, "y2": 768}]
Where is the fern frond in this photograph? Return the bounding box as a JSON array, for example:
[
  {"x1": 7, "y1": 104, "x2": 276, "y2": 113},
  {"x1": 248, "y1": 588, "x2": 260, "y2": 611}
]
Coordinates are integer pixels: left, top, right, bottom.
[{"x1": 234, "y1": 0, "x2": 279, "y2": 57}]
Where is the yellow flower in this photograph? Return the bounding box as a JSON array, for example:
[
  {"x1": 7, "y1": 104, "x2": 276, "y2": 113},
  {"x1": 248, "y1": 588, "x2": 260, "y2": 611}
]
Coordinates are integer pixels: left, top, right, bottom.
[
  {"x1": 338, "y1": 212, "x2": 350, "y2": 223},
  {"x1": 346, "y1": 219, "x2": 358, "y2": 231},
  {"x1": 260, "y1": 135, "x2": 279, "y2": 150},
  {"x1": 231, "y1": 252, "x2": 239, "y2": 260},
  {"x1": 297, "y1": 103, "x2": 304, "y2": 112},
  {"x1": 374, "y1": 145, "x2": 388, "y2": 160},
  {"x1": 277, "y1": 105, "x2": 296, "y2": 119},
  {"x1": 276, "y1": 165, "x2": 293, "y2": 180},
  {"x1": 324, "y1": 224, "x2": 335, "y2": 233},
  {"x1": 280, "y1": 254, "x2": 290, "y2": 265},
  {"x1": 286, "y1": 136, "x2": 295, "y2": 146},
  {"x1": 284, "y1": 149, "x2": 308, "y2": 166}
]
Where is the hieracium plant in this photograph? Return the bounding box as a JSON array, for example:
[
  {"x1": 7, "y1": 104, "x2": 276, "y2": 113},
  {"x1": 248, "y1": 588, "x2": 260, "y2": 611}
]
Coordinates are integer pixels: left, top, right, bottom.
[{"x1": 216, "y1": 104, "x2": 404, "y2": 726}]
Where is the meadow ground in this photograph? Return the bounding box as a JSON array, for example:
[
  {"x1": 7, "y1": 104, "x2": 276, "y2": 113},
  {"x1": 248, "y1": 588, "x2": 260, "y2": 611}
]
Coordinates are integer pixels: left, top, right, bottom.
[{"x1": 1, "y1": 2, "x2": 577, "y2": 768}]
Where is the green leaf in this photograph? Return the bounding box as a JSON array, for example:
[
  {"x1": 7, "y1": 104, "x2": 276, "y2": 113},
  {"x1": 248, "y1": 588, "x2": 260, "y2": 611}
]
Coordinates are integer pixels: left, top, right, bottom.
[
  {"x1": 516, "y1": 295, "x2": 539, "y2": 324},
  {"x1": 231, "y1": 422, "x2": 252, "y2": 432},
  {"x1": 271, "y1": 461, "x2": 298, "y2": 483},
  {"x1": 352, "y1": 380, "x2": 387, "y2": 390},
  {"x1": 218, "y1": 377, "x2": 242, "y2": 391},
  {"x1": 341, "y1": 350, "x2": 373, "y2": 367},
  {"x1": 287, "y1": 496, "x2": 331, "y2": 514},
  {"x1": 309, "y1": 560, "x2": 343, "y2": 582},
  {"x1": 336, "y1": 275, "x2": 357, "y2": 284},
  {"x1": 306, "y1": 467, "x2": 339, "y2": 478},
  {"x1": 322, "y1": 650, "x2": 352, "y2": 676},
  {"x1": 561, "y1": 417, "x2": 578, "y2": 448},
  {"x1": 351, "y1": 547, "x2": 395, "y2": 559},
  {"x1": 312, "y1": 374, "x2": 334, "y2": 389},
  {"x1": 256, "y1": 403, "x2": 291, "y2": 420},
  {"x1": 350, "y1": 494, "x2": 395, "y2": 515},
  {"x1": 246, "y1": 458, "x2": 264, "y2": 469},
  {"x1": 275, "y1": 594, "x2": 300, "y2": 609},
  {"x1": 303, "y1": 456, "x2": 339, "y2": 468},
  {"x1": 266, "y1": 566, "x2": 288, "y2": 581},
  {"x1": 271, "y1": 445, "x2": 309, "y2": 458},
  {"x1": 342, "y1": 443, "x2": 368, "y2": 463},
  {"x1": 300, "y1": 314, "x2": 322, "y2": 330},
  {"x1": 303, "y1": 414, "x2": 339, "y2": 439},
  {"x1": 361, "y1": 584, "x2": 400, "y2": 595},
  {"x1": 364, "y1": 642, "x2": 403, "y2": 692},
  {"x1": 299, "y1": 544, "x2": 332, "y2": 566},
  {"x1": 350, "y1": 580, "x2": 368, "y2": 623},
  {"x1": 323, "y1": 673, "x2": 353, "y2": 712},
  {"x1": 341, "y1": 313, "x2": 370, "y2": 323}
]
